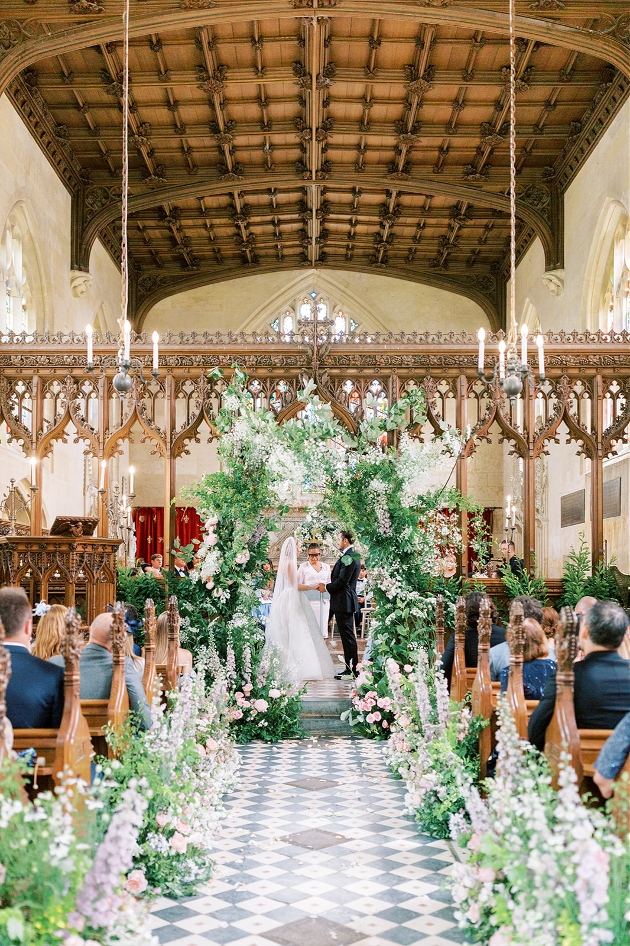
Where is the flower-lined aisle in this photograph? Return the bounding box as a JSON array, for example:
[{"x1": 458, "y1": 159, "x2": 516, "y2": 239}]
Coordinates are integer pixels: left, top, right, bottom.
[
  {"x1": 0, "y1": 669, "x2": 240, "y2": 945},
  {"x1": 379, "y1": 646, "x2": 630, "y2": 945}
]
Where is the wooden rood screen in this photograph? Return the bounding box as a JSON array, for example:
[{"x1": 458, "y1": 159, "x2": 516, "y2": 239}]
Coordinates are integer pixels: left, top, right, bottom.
[{"x1": 1, "y1": 331, "x2": 629, "y2": 573}]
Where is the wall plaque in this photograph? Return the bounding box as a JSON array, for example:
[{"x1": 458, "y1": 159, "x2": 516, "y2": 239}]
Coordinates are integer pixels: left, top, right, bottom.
[
  {"x1": 561, "y1": 489, "x2": 585, "y2": 528},
  {"x1": 603, "y1": 477, "x2": 621, "y2": 519}
]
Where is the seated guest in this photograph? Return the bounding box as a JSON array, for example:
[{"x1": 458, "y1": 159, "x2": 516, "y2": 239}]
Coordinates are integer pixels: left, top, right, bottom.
[
  {"x1": 593, "y1": 711, "x2": 630, "y2": 798},
  {"x1": 50, "y1": 612, "x2": 152, "y2": 730},
  {"x1": 145, "y1": 554, "x2": 165, "y2": 580},
  {"x1": 442, "y1": 592, "x2": 505, "y2": 687},
  {"x1": 0, "y1": 587, "x2": 64, "y2": 729},
  {"x1": 499, "y1": 618, "x2": 557, "y2": 699},
  {"x1": 172, "y1": 555, "x2": 189, "y2": 579},
  {"x1": 500, "y1": 540, "x2": 524, "y2": 576},
  {"x1": 124, "y1": 628, "x2": 145, "y2": 676},
  {"x1": 528, "y1": 600, "x2": 630, "y2": 751},
  {"x1": 575, "y1": 595, "x2": 597, "y2": 615},
  {"x1": 490, "y1": 596, "x2": 544, "y2": 681},
  {"x1": 155, "y1": 612, "x2": 193, "y2": 677},
  {"x1": 540, "y1": 606, "x2": 559, "y2": 658},
  {"x1": 33, "y1": 604, "x2": 68, "y2": 661}
]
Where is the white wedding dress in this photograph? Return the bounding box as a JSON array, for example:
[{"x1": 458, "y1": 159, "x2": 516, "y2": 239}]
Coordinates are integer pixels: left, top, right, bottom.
[{"x1": 264, "y1": 538, "x2": 336, "y2": 684}]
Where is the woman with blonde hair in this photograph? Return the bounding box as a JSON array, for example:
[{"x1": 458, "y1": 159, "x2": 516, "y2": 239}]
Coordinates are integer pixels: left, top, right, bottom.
[
  {"x1": 155, "y1": 612, "x2": 193, "y2": 677},
  {"x1": 33, "y1": 604, "x2": 68, "y2": 661},
  {"x1": 124, "y1": 630, "x2": 145, "y2": 676}
]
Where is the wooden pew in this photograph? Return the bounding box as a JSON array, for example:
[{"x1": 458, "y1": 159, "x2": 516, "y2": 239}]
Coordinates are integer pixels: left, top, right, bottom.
[
  {"x1": 434, "y1": 594, "x2": 445, "y2": 657},
  {"x1": 471, "y1": 596, "x2": 493, "y2": 778},
  {"x1": 12, "y1": 608, "x2": 91, "y2": 788},
  {"x1": 451, "y1": 596, "x2": 472, "y2": 702},
  {"x1": 505, "y1": 601, "x2": 528, "y2": 739},
  {"x1": 142, "y1": 598, "x2": 157, "y2": 702},
  {"x1": 156, "y1": 596, "x2": 182, "y2": 695},
  {"x1": 80, "y1": 602, "x2": 129, "y2": 759}
]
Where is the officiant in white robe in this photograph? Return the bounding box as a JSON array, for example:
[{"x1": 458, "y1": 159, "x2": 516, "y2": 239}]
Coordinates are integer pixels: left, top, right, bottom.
[{"x1": 297, "y1": 545, "x2": 331, "y2": 638}]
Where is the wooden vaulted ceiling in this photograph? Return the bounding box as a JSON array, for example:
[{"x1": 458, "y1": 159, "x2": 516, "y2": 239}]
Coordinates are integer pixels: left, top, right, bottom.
[{"x1": 1, "y1": 1, "x2": 630, "y2": 330}]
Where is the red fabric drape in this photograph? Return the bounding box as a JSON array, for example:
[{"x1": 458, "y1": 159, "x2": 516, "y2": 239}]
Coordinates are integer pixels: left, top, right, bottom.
[
  {"x1": 132, "y1": 506, "x2": 202, "y2": 564},
  {"x1": 133, "y1": 506, "x2": 164, "y2": 565},
  {"x1": 467, "y1": 507, "x2": 495, "y2": 572},
  {"x1": 174, "y1": 507, "x2": 203, "y2": 549}
]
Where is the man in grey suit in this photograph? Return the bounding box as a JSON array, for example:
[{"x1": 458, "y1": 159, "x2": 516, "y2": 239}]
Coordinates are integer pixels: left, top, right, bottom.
[{"x1": 50, "y1": 612, "x2": 152, "y2": 730}]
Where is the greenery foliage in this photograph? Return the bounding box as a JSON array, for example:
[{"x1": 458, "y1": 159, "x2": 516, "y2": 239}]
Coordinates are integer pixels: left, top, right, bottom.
[
  {"x1": 500, "y1": 560, "x2": 548, "y2": 604},
  {"x1": 558, "y1": 532, "x2": 622, "y2": 608}
]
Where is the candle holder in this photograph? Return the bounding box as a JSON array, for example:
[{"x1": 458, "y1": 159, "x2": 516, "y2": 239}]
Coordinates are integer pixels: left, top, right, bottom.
[
  {"x1": 0, "y1": 478, "x2": 38, "y2": 535},
  {"x1": 87, "y1": 347, "x2": 158, "y2": 398}
]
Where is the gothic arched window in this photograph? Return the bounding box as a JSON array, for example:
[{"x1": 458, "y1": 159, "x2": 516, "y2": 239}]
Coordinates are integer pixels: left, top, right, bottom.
[{"x1": 2, "y1": 219, "x2": 34, "y2": 334}]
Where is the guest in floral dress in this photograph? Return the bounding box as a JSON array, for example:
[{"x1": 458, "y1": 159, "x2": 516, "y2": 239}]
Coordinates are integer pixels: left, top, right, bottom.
[{"x1": 500, "y1": 617, "x2": 556, "y2": 699}]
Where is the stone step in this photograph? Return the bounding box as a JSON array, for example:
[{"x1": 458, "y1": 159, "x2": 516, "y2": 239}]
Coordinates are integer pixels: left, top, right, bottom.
[{"x1": 300, "y1": 696, "x2": 353, "y2": 737}]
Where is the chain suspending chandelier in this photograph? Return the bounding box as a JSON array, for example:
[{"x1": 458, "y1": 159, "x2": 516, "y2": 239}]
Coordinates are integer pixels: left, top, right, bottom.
[
  {"x1": 85, "y1": 0, "x2": 159, "y2": 398},
  {"x1": 477, "y1": 0, "x2": 545, "y2": 399}
]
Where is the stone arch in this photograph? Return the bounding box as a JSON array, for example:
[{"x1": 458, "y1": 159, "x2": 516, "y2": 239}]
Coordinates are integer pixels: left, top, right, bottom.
[
  {"x1": 521, "y1": 298, "x2": 541, "y2": 334},
  {"x1": 582, "y1": 198, "x2": 630, "y2": 332}
]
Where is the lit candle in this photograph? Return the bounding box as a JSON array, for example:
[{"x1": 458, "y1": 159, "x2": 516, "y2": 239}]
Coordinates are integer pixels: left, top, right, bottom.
[
  {"x1": 511, "y1": 505, "x2": 516, "y2": 529},
  {"x1": 506, "y1": 494, "x2": 511, "y2": 518},
  {"x1": 30, "y1": 456, "x2": 36, "y2": 486},
  {"x1": 99, "y1": 459, "x2": 106, "y2": 490},
  {"x1": 536, "y1": 332, "x2": 545, "y2": 378},
  {"x1": 498, "y1": 339, "x2": 506, "y2": 379},
  {"x1": 477, "y1": 327, "x2": 485, "y2": 374},
  {"x1": 129, "y1": 465, "x2": 134, "y2": 496},
  {"x1": 123, "y1": 319, "x2": 131, "y2": 362},
  {"x1": 152, "y1": 331, "x2": 159, "y2": 375},
  {"x1": 86, "y1": 323, "x2": 93, "y2": 367},
  {"x1": 520, "y1": 323, "x2": 528, "y2": 366}
]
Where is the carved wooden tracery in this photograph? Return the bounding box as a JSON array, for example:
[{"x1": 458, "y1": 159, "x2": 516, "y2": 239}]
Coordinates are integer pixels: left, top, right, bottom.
[{"x1": 1, "y1": 329, "x2": 629, "y2": 569}]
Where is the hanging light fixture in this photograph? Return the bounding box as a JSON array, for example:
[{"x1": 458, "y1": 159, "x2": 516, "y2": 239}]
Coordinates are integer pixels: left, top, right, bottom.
[
  {"x1": 85, "y1": 0, "x2": 159, "y2": 397},
  {"x1": 477, "y1": 0, "x2": 545, "y2": 399}
]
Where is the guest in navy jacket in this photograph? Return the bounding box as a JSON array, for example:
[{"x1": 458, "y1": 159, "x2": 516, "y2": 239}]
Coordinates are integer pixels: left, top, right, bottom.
[
  {"x1": 0, "y1": 587, "x2": 65, "y2": 729},
  {"x1": 528, "y1": 600, "x2": 630, "y2": 751}
]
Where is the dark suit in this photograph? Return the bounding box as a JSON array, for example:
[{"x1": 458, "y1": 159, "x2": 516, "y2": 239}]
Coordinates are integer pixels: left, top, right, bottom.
[
  {"x1": 326, "y1": 546, "x2": 361, "y2": 675},
  {"x1": 441, "y1": 624, "x2": 506, "y2": 687},
  {"x1": 5, "y1": 643, "x2": 65, "y2": 729},
  {"x1": 528, "y1": 650, "x2": 630, "y2": 751}
]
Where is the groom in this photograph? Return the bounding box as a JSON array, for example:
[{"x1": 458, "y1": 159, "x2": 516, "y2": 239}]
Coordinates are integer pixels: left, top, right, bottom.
[{"x1": 326, "y1": 530, "x2": 361, "y2": 679}]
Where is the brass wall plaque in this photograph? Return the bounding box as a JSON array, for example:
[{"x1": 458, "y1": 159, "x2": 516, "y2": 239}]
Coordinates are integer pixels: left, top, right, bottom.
[
  {"x1": 561, "y1": 489, "x2": 585, "y2": 528},
  {"x1": 603, "y1": 477, "x2": 621, "y2": 520}
]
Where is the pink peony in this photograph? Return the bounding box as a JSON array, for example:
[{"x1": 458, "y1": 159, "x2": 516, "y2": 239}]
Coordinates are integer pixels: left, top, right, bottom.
[
  {"x1": 404, "y1": 664, "x2": 413, "y2": 673},
  {"x1": 175, "y1": 820, "x2": 191, "y2": 836},
  {"x1": 232, "y1": 709, "x2": 243, "y2": 720},
  {"x1": 205, "y1": 737, "x2": 218, "y2": 751},
  {"x1": 125, "y1": 870, "x2": 148, "y2": 895},
  {"x1": 207, "y1": 517, "x2": 219, "y2": 527},
  {"x1": 156, "y1": 812, "x2": 170, "y2": 827},
  {"x1": 477, "y1": 867, "x2": 495, "y2": 883},
  {"x1": 243, "y1": 683, "x2": 253, "y2": 694},
  {"x1": 196, "y1": 743, "x2": 207, "y2": 756},
  {"x1": 268, "y1": 688, "x2": 281, "y2": 699},
  {"x1": 253, "y1": 699, "x2": 268, "y2": 712},
  {"x1": 170, "y1": 832, "x2": 188, "y2": 854},
  {"x1": 366, "y1": 713, "x2": 375, "y2": 724},
  {"x1": 206, "y1": 533, "x2": 218, "y2": 547},
  {"x1": 466, "y1": 903, "x2": 480, "y2": 924},
  {"x1": 235, "y1": 550, "x2": 250, "y2": 565}
]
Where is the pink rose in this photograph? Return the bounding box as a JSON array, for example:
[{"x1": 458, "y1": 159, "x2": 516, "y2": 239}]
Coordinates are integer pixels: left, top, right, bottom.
[
  {"x1": 366, "y1": 713, "x2": 375, "y2": 724},
  {"x1": 466, "y1": 903, "x2": 480, "y2": 924},
  {"x1": 125, "y1": 869, "x2": 148, "y2": 895},
  {"x1": 372, "y1": 711, "x2": 381, "y2": 721},
  {"x1": 232, "y1": 709, "x2": 243, "y2": 720},
  {"x1": 205, "y1": 579, "x2": 214, "y2": 590},
  {"x1": 206, "y1": 533, "x2": 218, "y2": 547},
  {"x1": 235, "y1": 550, "x2": 250, "y2": 565},
  {"x1": 196, "y1": 743, "x2": 207, "y2": 756},
  {"x1": 404, "y1": 664, "x2": 412, "y2": 673},
  {"x1": 207, "y1": 517, "x2": 219, "y2": 527},
  {"x1": 268, "y1": 689, "x2": 281, "y2": 699},
  {"x1": 468, "y1": 833, "x2": 481, "y2": 853},
  {"x1": 176, "y1": 820, "x2": 191, "y2": 836},
  {"x1": 170, "y1": 832, "x2": 188, "y2": 854},
  {"x1": 382, "y1": 720, "x2": 389, "y2": 729},
  {"x1": 254, "y1": 699, "x2": 268, "y2": 712},
  {"x1": 478, "y1": 867, "x2": 495, "y2": 883},
  {"x1": 156, "y1": 812, "x2": 170, "y2": 827},
  {"x1": 206, "y1": 737, "x2": 218, "y2": 751}
]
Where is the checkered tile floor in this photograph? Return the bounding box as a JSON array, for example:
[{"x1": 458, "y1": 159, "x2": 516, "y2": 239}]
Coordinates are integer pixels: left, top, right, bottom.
[{"x1": 149, "y1": 738, "x2": 463, "y2": 946}]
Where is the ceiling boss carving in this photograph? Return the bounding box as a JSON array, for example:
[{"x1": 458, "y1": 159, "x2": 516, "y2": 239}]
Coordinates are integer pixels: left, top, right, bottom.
[{"x1": 0, "y1": 3, "x2": 628, "y2": 330}]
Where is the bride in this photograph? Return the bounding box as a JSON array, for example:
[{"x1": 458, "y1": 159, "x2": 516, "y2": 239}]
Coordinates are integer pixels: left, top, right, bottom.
[{"x1": 264, "y1": 537, "x2": 336, "y2": 684}]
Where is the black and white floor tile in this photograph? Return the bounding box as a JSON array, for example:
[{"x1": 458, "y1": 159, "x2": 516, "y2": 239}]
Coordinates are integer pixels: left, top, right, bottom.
[{"x1": 150, "y1": 739, "x2": 464, "y2": 946}]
